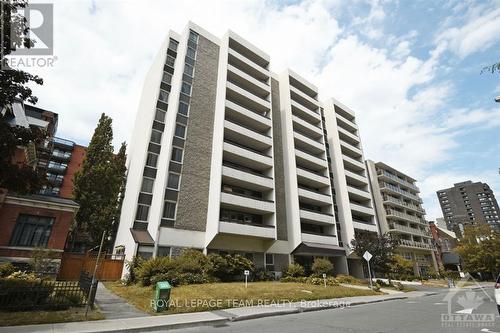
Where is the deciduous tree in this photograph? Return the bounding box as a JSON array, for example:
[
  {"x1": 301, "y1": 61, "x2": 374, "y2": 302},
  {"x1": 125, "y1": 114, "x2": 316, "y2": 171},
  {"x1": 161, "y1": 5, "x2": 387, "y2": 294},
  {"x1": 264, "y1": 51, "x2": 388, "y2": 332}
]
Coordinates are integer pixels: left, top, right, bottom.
[{"x1": 350, "y1": 231, "x2": 400, "y2": 277}]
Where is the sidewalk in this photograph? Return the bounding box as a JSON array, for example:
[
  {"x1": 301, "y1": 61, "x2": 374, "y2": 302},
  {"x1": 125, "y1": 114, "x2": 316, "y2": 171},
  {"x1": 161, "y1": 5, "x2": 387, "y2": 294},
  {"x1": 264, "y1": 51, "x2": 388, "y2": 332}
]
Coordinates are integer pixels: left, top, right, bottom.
[
  {"x1": 0, "y1": 291, "x2": 436, "y2": 333},
  {"x1": 339, "y1": 283, "x2": 405, "y2": 295},
  {"x1": 95, "y1": 282, "x2": 149, "y2": 319}
]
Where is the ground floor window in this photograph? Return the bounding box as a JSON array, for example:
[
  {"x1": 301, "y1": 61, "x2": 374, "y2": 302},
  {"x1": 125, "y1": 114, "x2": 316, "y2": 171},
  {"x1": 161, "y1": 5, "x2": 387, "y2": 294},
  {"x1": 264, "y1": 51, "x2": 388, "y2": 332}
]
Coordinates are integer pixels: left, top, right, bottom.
[
  {"x1": 137, "y1": 245, "x2": 154, "y2": 259},
  {"x1": 9, "y1": 214, "x2": 54, "y2": 247},
  {"x1": 265, "y1": 253, "x2": 274, "y2": 271},
  {"x1": 157, "y1": 246, "x2": 171, "y2": 257}
]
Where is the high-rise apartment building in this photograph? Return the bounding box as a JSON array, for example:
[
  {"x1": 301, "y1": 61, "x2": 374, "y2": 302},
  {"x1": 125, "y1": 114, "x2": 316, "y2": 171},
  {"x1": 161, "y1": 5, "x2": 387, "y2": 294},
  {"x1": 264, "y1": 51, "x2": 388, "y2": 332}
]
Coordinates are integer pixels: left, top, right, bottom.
[
  {"x1": 114, "y1": 23, "x2": 378, "y2": 277},
  {"x1": 437, "y1": 180, "x2": 500, "y2": 236},
  {"x1": 366, "y1": 161, "x2": 438, "y2": 275}
]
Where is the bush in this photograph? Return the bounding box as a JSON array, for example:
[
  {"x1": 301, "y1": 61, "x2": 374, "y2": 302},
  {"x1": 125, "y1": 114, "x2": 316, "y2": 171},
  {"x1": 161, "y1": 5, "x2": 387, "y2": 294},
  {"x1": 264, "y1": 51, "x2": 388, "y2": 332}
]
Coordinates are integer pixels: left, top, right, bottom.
[
  {"x1": 207, "y1": 254, "x2": 231, "y2": 281},
  {"x1": 6, "y1": 271, "x2": 40, "y2": 282},
  {"x1": 29, "y1": 247, "x2": 56, "y2": 276},
  {"x1": 372, "y1": 282, "x2": 381, "y2": 292},
  {"x1": 376, "y1": 279, "x2": 390, "y2": 287},
  {"x1": 0, "y1": 262, "x2": 15, "y2": 278},
  {"x1": 283, "y1": 263, "x2": 305, "y2": 278},
  {"x1": 176, "y1": 249, "x2": 212, "y2": 275},
  {"x1": 311, "y1": 258, "x2": 333, "y2": 277},
  {"x1": 335, "y1": 274, "x2": 361, "y2": 284},
  {"x1": 125, "y1": 256, "x2": 144, "y2": 285},
  {"x1": 280, "y1": 276, "x2": 308, "y2": 283},
  {"x1": 392, "y1": 281, "x2": 405, "y2": 291},
  {"x1": 306, "y1": 276, "x2": 339, "y2": 286},
  {"x1": 137, "y1": 257, "x2": 176, "y2": 286},
  {"x1": 254, "y1": 268, "x2": 274, "y2": 281}
]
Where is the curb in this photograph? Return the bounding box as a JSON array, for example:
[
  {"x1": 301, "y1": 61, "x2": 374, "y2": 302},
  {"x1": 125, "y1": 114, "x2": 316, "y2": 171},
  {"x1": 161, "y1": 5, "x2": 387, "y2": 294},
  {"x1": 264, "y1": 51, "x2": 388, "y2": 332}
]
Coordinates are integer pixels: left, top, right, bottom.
[{"x1": 100, "y1": 318, "x2": 230, "y2": 333}]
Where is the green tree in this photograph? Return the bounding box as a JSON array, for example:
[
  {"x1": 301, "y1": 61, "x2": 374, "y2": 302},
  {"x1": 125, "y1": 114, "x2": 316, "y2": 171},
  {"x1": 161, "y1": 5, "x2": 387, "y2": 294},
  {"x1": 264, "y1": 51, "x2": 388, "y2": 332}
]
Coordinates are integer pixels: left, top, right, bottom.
[
  {"x1": 481, "y1": 62, "x2": 500, "y2": 74},
  {"x1": 0, "y1": 0, "x2": 46, "y2": 194},
  {"x1": 455, "y1": 224, "x2": 500, "y2": 276},
  {"x1": 73, "y1": 114, "x2": 127, "y2": 248},
  {"x1": 389, "y1": 255, "x2": 414, "y2": 278},
  {"x1": 350, "y1": 231, "x2": 399, "y2": 277}
]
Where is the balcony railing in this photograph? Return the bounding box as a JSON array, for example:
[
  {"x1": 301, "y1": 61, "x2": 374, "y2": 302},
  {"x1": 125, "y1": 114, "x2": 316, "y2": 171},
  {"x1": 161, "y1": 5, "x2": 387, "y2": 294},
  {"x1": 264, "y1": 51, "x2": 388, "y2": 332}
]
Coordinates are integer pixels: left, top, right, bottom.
[
  {"x1": 389, "y1": 223, "x2": 431, "y2": 237},
  {"x1": 399, "y1": 239, "x2": 434, "y2": 250},
  {"x1": 379, "y1": 182, "x2": 421, "y2": 202},
  {"x1": 378, "y1": 170, "x2": 419, "y2": 191},
  {"x1": 386, "y1": 208, "x2": 424, "y2": 224},
  {"x1": 52, "y1": 137, "x2": 75, "y2": 148},
  {"x1": 383, "y1": 196, "x2": 425, "y2": 213}
]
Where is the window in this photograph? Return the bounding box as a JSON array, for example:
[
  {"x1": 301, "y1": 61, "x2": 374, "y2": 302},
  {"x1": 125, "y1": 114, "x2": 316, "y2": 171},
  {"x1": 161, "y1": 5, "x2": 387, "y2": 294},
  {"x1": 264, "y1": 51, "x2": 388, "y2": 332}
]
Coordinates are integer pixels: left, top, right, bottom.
[
  {"x1": 171, "y1": 147, "x2": 183, "y2": 163},
  {"x1": 189, "y1": 31, "x2": 198, "y2": 43},
  {"x1": 145, "y1": 152, "x2": 159, "y2": 168},
  {"x1": 186, "y1": 47, "x2": 196, "y2": 60},
  {"x1": 10, "y1": 215, "x2": 54, "y2": 247},
  {"x1": 155, "y1": 109, "x2": 166, "y2": 123},
  {"x1": 174, "y1": 124, "x2": 186, "y2": 138},
  {"x1": 150, "y1": 130, "x2": 162, "y2": 144},
  {"x1": 162, "y1": 72, "x2": 172, "y2": 84},
  {"x1": 166, "y1": 55, "x2": 175, "y2": 67},
  {"x1": 168, "y1": 39, "x2": 178, "y2": 52},
  {"x1": 184, "y1": 63, "x2": 194, "y2": 77},
  {"x1": 265, "y1": 253, "x2": 274, "y2": 271},
  {"x1": 159, "y1": 90, "x2": 169, "y2": 103},
  {"x1": 163, "y1": 201, "x2": 176, "y2": 219},
  {"x1": 181, "y1": 82, "x2": 192, "y2": 95},
  {"x1": 157, "y1": 246, "x2": 171, "y2": 257},
  {"x1": 135, "y1": 204, "x2": 150, "y2": 221},
  {"x1": 178, "y1": 102, "x2": 189, "y2": 116},
  {"x1": 137, "y1": 245, "x2": 154, "y2": 259},
  {"x1": 141, "y1": 177, "x2": 154, "y2": 193},
  {"x1": 167, "y1": 173, "x2": 180, "y2": 190}
]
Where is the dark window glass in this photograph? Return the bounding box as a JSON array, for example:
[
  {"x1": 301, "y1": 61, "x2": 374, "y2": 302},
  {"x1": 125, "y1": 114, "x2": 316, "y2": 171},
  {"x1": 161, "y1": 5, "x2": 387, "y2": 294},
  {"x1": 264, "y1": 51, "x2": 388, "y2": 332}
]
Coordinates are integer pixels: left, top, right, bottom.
[
  {"x1": 186, "y1": 47, "x2": 196, "y2": 59},
  {"x1": 141, "y1": 177, "x2": 154, "y2": 193},
  {"x1": 155, "y1": 109, "x2": 166, "y2": 123},
  {"x1": 168, "y1": 39, "x2": 178, "y2": 52},
  {"x1": 174, "y1": 124, "x2": 186, "y2": 138},
  {"x1": 184, "y1": 64, "x2": 194, "y2": 77},
  {"x1": 185, "y1": 55, "x2": 195, "y2": 66},
  {"x1": 163, "y1": 202, "x2": 176, "y2": 219},
  {"x1": 162, "y1": 72, "x2": 172, "y2": 84},
  {"x1": 150, "y1": 130, "x2": 162, "y2": 144},
  {"x1": 189, "y1": 31, "x2": 198, "y2": 43},
  {"x1": 167, "y1": 173, "x2": 180, "y2": 189},
  {"x1": 178, "y1": 102, "x2": 189, "y2": 116},
  {"x1": 181, "y1": 82, "x2": 191, "y2": 95},
  {"x1": 166, "y1": 55, "x2": 175, "y2": 67},
  {"x1": 159, "y1": 90, "x2": 169, "y2": 103},
  {"x1": 145, "y1": 152, "x2": 159, "y2": 168},
  {"x1": 137, "y1": 245, "x2": 154, "y2": 259},
  {"x1": 171, "y1": 147, "x2": 183, "y2": 163},
  {"x1": 135, "y1": 204, "x2": 150, "y2": 221},
  {"x1": 157, "y1": 246, "x2": 171, "y2": 257},
  {"x1": 10, "y1": 215, "x2": 54, "y2": 247}
]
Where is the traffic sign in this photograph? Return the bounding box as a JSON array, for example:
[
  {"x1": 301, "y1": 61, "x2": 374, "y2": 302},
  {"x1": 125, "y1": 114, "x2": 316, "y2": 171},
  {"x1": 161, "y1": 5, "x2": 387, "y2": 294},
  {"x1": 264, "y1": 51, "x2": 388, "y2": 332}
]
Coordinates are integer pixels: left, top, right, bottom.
[{"x1": 363, "y1": 251, "x2": 372, "y2": 262}]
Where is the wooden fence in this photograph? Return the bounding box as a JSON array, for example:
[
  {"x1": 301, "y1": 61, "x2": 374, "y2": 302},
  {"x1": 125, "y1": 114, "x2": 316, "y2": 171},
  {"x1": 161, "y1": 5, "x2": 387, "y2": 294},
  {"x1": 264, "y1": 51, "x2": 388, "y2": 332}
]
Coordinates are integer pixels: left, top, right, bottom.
[{"x1": 58, "y1": 252, "x2": 125, "y2": 281}]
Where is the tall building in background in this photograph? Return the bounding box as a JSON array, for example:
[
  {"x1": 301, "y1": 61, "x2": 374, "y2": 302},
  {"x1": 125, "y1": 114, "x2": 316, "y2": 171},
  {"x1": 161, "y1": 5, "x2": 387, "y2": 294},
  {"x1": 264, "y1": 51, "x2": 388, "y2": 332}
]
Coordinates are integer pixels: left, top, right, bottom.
[
  {"x1": 114, "y1": 22, "x2": 379, "y2": 277},
  {"x1": 366, "y1": 161, "x2": 438, "y2": 276},
  {"x1": 437, "y1": 180, "x2": 500, "y2": 237}
]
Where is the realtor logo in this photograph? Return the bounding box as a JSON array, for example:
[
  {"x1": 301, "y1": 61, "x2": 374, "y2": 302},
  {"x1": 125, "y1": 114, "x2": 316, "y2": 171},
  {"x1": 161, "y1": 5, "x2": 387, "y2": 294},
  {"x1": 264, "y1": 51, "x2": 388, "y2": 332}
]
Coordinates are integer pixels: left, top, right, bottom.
[
  {"x1": 441, "y1": 274, "x2": 496, "y2": 328},
  {"x1": 7, "y1": 3, "x2": 53, "y2": 55}
]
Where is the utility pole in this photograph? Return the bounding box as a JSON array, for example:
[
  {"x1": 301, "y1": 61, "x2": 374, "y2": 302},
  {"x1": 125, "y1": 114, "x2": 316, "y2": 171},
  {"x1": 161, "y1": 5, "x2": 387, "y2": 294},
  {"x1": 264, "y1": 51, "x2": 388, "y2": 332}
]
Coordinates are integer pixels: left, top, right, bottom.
[{"x1": 85, "y1": 230, "x2": 106, "y2": 317}]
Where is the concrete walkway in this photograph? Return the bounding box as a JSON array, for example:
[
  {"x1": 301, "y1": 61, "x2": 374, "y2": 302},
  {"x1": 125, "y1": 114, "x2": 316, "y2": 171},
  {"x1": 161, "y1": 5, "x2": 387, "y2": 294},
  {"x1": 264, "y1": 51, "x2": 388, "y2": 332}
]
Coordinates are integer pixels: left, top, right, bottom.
[
  {"x1": 0, "y1": 291, "x2": 435, "y2": 333},
  {"x1": 94, "y1": 282, "x2": 149, "y2": 319},
  {"x1": 339, "y1": 283, "x2": 405, "y2": 295}
]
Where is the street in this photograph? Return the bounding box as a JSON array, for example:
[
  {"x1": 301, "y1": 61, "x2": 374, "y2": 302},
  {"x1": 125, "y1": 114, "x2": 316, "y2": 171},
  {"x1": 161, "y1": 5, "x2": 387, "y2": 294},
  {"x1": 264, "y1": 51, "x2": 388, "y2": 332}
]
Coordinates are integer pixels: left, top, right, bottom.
[{"x1": 166, "y1": 287, "x2": 499, "y2": 333}]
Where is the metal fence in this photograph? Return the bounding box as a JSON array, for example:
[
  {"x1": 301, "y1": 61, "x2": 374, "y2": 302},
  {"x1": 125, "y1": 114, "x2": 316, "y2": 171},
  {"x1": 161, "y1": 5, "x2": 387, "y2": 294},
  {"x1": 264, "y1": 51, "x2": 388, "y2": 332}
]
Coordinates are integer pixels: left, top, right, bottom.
[{"x1": 0, "y1": 271, "x2": 96, "y2": 311}]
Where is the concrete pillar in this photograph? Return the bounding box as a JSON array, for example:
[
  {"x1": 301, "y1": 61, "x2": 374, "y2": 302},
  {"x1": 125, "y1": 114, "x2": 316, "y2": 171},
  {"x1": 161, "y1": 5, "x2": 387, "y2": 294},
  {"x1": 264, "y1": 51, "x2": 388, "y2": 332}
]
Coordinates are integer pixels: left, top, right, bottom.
[{"x1": 333, "y1": 256, "x2": 349, "y2": 275}]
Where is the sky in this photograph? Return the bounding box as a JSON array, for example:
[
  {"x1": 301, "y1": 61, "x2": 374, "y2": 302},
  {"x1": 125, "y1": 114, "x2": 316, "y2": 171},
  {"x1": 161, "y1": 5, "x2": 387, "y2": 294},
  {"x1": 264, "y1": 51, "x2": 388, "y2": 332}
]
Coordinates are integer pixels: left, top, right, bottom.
[{"x1": 24, "y1": 0, "x2": 500, "y2": 221}]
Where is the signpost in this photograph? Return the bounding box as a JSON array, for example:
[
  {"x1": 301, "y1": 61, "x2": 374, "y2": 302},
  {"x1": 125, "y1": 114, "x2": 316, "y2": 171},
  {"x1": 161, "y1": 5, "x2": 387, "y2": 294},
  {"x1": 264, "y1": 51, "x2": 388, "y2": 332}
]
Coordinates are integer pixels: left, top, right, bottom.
[
  {"x1": 322, "y1": 273, "x2": 327, "y2": 288},
  {"x1": 244, "y1": 270, "x2": 250, "y2": 288},
  {"x1": 363, "y1": 251, "x2": 373, "y2": 289}
]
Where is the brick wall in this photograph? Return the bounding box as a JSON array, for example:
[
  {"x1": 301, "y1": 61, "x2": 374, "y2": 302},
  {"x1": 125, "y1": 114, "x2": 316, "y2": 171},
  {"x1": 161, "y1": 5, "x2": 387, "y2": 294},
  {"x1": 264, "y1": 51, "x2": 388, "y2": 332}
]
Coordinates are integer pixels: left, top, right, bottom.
[{"x1": 60, "y1": 145, "x2": 86, "y2": 199}]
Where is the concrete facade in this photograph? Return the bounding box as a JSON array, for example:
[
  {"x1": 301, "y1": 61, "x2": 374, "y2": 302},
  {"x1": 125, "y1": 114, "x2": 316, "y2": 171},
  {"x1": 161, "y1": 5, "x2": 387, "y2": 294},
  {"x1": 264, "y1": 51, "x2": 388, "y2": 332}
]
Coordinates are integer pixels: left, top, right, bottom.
[{"x1": 366, "y1": 160, "x2": 438, "y2": 276}]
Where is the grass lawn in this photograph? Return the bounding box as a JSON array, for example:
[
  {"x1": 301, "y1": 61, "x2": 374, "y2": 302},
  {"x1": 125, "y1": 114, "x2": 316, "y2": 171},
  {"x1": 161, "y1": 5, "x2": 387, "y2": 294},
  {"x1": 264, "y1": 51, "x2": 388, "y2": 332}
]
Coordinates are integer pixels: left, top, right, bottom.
[
  {"x1": 104, "y1": 281, "x2": 380, "y2": 315},
  {"x1": 0, "y1": 307, "x2": 104, "y2": 327}
]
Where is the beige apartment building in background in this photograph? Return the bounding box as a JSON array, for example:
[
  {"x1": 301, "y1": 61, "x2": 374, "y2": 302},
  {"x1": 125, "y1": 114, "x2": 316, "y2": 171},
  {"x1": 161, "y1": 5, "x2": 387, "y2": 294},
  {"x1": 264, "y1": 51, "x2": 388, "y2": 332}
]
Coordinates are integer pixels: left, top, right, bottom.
[{"x1": 366, "y1": 161, "x2": 438, "y2": 276}]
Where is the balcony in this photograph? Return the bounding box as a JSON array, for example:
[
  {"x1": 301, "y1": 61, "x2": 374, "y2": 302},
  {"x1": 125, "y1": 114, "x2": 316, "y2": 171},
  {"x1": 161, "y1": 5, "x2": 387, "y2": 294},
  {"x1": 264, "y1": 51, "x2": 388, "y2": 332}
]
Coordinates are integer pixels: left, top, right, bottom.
[
  {"x1": 227, "y1": 64, "x2": 269, "y2": 99},
  {"x1": 222, "y1": 164, "x2": 274, "y2": 191},
  {"x1": 52, "y1": 137, "x2": 75, "y2": 149},
  {"x1": 377, "y1": 170, "x2": 419, "y2": 192},
  {"x1": 220, "y1": 191, "x2": 274, "y2": 215},
  {"x1": 352, "y1": 220, "x2": 378, "y2": 232},
  {"x1": 399, "y1": 239, "x2": 434, "y2": 250},
  {"x1": 219, "y1": 220, "x2": 275, "y2": 239},
  {"x1": 298, "y1": 187, "x2": 332, "y2": 206},
  {"x1": 51, "y1": 151, "x2": 72, "y2": 161},
  {"x1": 225, "y1": 100, "x2": 271, "y2": 132},
  {"x1": 224, "y1": 120, "x2": 272, "y2": 151},
  {"x1": 383, "y1": 196, "x2": 425, "y2": 214},
  {"x1": 295, "y1": 148, "x2": 327, "y2": 172},
  {"x1": 293, "y1": 131, "x2": 325, "y2": 155},
  {"x1": 385, "y1": 209, "x2": 424, "y2": 224},
  {"x1": 47, "y1": 163, "x2": 67, "y2": 174},
  {"x1": 300, "y1": 208, "x2": 334, "y2": 225},
  {"x1": 335, "y1": 112, "x2": 357, "y2": 134},
  {"x1": 340, "y1": 140, "x2": 363, "y2": 159},
  {"x1": 389, "y1": 223, "x2": 431, "y2": 238},
  {"x1": 379, "y1": 182, "x2": 421, "y2": 202},
  {"x1": 296, "y1": 166, "x2": 330, "y2": 188},
  {"x1": 301, "y1": 232, "x2": 337, "y2": 245},
  {"x1": 290, "y1": 100, "x2": 321, "y2": 125},
  {"x1": 344, "y1": 169, "x2": 368, "y2": 187},
  {"x1": 342, "y1": 154, "x2": 365, "y2": 172},
  {"x1": 289, "y1": 85, "x2": 319, "y2": 113},
  {"x1": 292, "y1": 115, "x2": 323, "y2": 139},
  {"x1": 226, "y1": 81, "x2": 270, "y2": 114},
  {"x1": 337, "y1": 126, "x2": 360, "y2": 146},
  {"x1": 350, "y1": 202, "x2": 374, "y2": 216},
  {"x1": 347, "y1": 185, "x2": 372, "y2": 201},
  {"x1": 223, "y1": 141, "x2": 273, "y2": 171}
]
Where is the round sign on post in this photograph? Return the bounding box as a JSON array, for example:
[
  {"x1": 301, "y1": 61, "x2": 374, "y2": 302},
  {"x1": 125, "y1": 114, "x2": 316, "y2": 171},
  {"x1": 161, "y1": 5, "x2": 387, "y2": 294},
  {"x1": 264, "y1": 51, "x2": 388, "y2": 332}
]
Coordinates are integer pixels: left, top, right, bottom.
[
  {"x1": 322, "y1": 273, "x2": 327, "y2": 288},
  {"x1": 244, "y1": 270, "x2": 249, "y2": 288}
]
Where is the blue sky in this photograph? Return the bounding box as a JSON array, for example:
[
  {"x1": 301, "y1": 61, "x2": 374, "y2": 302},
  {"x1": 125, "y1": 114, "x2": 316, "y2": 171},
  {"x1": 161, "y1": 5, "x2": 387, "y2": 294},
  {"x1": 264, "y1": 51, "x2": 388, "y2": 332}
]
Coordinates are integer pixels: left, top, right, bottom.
[{"x1": 27, "y1": 0, "x2": 500, "y2": 220}]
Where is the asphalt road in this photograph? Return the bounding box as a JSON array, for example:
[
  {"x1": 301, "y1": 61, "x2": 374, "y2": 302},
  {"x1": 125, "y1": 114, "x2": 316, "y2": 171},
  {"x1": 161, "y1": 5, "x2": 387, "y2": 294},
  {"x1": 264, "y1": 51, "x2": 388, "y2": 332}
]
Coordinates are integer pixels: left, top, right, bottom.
[{"x1": 166, "y1": 287, "x2": 499, "y2": 333}]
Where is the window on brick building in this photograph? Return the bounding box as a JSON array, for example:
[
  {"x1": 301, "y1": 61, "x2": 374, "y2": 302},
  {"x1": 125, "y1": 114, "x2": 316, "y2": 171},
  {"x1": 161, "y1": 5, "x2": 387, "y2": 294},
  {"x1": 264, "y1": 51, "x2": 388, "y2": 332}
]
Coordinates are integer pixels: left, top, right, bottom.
[{"x1": 9, "y1": 214, "x2": 55, "y2": 247}]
